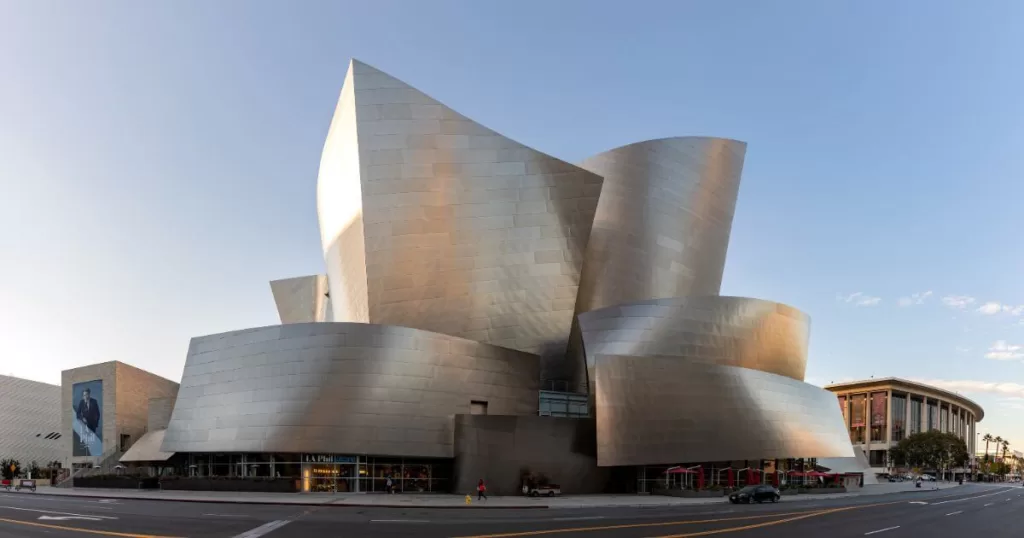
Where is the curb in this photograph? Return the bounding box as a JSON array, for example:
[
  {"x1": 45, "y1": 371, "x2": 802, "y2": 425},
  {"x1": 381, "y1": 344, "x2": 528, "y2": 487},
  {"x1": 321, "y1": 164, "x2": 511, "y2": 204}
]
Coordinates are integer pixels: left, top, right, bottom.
[{"x1": 9, "y1": 490, "x2": 550, "y2": 509}]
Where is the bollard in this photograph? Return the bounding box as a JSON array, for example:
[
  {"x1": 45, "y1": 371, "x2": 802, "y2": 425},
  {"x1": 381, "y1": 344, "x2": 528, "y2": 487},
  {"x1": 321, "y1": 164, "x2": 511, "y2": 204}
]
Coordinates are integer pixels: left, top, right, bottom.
[{"x1": 465, "y1": 494, "x2": 472, "y2": 505}]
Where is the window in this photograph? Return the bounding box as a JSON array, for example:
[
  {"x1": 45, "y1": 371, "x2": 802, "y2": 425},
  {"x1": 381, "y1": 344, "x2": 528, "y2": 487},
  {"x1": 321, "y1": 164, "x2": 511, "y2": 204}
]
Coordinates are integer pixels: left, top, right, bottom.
[
  {"x1": 870, "y1": 392, "x2": 887, "y2": 442},
  {"x1": 119, "y1": 434, "x2": 130, "y2": 451},
  {"x1": 539, "y1": 391, "x2": 589, "y2": 418},
  {"x1": 910, "y1": 399, "x2": 922, "y2": 434},
  {"x1": 470, "y1": 400, "x2": 488, "y2": 415},
  {"x1": 850, "y1": 394, "x2": 866, "y2": 444},
  {"x1": 869, "y1": 450, "x2": 887, "y2": 467},
  {"x1": 890, "y1": 394, "x2": 906, "y2": 442}
]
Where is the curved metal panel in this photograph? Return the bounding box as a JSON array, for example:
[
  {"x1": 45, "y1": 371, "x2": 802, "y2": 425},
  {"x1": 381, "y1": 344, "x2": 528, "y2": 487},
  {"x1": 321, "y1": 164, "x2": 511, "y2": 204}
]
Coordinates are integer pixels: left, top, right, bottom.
[
  {"x1": 565, "y1": 137, "x2": 746, "y2": 389},
  {"x1": 269, "y1": 275, "x2": 331, "y2": 324},
  {"x1": 316, "y1": 59, "x2": 603, "y2": 377},
  {"x1": 578, "y1": 296, "x2": 809, "y2": 391},
  {"x1": 575, "y1": 137, "x2": 745, "y2": 314},
  {"x1": 317, "y1": 64, "x2": 370, "y2": 323},
  {"x1": 594, "y1": 355, "x2": 853, "y2": 466},
  {"x1": 161, "y1": 323, "x2": 539, "y2": 458}
]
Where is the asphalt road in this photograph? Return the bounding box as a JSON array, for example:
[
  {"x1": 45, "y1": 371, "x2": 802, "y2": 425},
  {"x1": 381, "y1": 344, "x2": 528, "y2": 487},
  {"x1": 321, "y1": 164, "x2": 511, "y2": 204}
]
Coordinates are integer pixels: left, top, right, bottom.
[{"x1": 0, "y1": 484, "x2": 1020, "y2": 537}]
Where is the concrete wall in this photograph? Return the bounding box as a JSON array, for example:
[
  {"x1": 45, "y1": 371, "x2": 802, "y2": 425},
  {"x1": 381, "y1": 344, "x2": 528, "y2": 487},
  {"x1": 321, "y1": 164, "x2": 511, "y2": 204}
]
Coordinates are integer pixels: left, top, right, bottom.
[
  {"x1": 0, "y1": 375, "x2": 63, "y2": 467},
  {"x1": 453, "y1": 415, "x2": 609, "y2": 496},
  {"x1": 63, "y1": 361, "x2": 178, "y2": 466},
  {"x1": 63, "y1": 362, "x2": 118, "y2": 466},
  {"x1": 114, "y1": 363, "x2": 179, "y2": 453},
  {"x1": 147, "y1": 394, "x2": 178, "y2": 432}
]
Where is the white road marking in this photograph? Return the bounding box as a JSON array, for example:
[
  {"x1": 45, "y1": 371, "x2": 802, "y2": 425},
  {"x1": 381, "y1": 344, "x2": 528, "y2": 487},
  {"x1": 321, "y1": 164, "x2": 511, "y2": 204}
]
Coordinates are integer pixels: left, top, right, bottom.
[
  {"x1": 931, "y1": 488, "x2": 1014, "y2": 505},
  {"x1": 233, "y1": 520, "x2": 291, "y2": 537},
  {"x1": 865, "y1": 526, "x2": 900, "y2": 535},
  {"x1": 0, "y1": 506, "x2": 117, "y2": 520},
  {"x1": 371, "y1": 519, "x2": 430, "y2": 523},
  {"x1": 38, "y1": 515, "x2": 104, "y2": 521},
  {"x1": 908, "y1": 501, "x2": 928, "y2": 505},
  {"x1": 945, "y1": 511, "x2": 962, "y2": 516},
  {"x1": 984, "y1": 502, "x2": 994, "y2": 506}
]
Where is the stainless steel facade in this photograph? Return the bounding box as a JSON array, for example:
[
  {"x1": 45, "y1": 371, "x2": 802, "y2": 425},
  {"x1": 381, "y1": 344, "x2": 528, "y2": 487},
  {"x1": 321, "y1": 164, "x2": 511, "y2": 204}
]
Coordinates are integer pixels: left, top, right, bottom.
[
  {"x1": 161, "y1": 323, "x2": 539, "y2": 458},
  {"x1": 575, "y1": 137, "x2": 745, "y2": 312},
  {"x1": 269, "y1": 275, "x2": 331, "y2": 324},
  {"x1": 577, "y1": 296, "x2": 810, "y2": 392},
  {"x1": 317, "y1": 59, "x2": 602, "y2": 377},
  {"x1": 565, "y1": 137, "x2": 745, "y2": 389},
  {"x1": 149, "y1": 59, "x2": 854, "y2": 475},
  {"x1": 594, "y1": 355, "x2": 854, "y2": 466}
]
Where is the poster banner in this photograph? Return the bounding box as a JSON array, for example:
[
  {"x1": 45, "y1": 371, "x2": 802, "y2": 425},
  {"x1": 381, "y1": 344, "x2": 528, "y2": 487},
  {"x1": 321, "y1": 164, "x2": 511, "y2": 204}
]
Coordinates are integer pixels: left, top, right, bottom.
[
  {"x1": 871, "y1": 392, "x2": 887, "y2": 427},
  {"x1": 850, "y1": 394, "x2": 866, "y2": 427},
  {"x1": 72, "y1": 380, "x2": 103, "y2": 456}
]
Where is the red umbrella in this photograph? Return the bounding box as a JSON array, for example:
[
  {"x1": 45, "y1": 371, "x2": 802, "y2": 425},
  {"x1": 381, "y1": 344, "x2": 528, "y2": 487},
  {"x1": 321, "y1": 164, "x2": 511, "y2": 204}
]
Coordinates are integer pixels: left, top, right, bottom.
[
  {"x1": 696, "y1": 467, "x2": 704, "y2": 490},
  {"x1": 727, "y1": 469, "x2": 735, "y2": 488}
]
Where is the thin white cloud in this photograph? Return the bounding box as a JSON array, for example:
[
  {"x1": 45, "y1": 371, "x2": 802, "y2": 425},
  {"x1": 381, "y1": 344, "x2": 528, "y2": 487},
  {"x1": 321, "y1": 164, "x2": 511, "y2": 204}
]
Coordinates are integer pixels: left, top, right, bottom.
[
  {"x1": 955, "y1": 346, "x2": 971, "y2": 353},
  {"x1": 898, "y1": 291, "x2": 933, "y2": 307},
  {"x1": 978, "y1": 302, "x2": 1003, "y2": 315},
  {"x1": 916, "y1": 379, "x2": 1024, "y2": 398},
  {"x1": 985, "y1": 340, "x2": 1024, "y2": 361},
  {"x1": 942, "y1": 295, "x2": 976, "y2": 309},
  {"x1": 837, "y1": 292, "x2": 882, "y2": 307},
  {"x1": 974, "y1": 302, "x2": 1024, "y2": 316}
]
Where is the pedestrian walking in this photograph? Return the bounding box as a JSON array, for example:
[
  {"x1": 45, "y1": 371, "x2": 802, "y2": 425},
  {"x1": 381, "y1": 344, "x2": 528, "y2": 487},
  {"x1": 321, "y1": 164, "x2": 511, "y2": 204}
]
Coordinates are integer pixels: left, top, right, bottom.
[
  {"x1": 477, "y1": 479, "x2": 487, "y2": 500},
  {"x1": 386, "y1": 477, "x2": 393, "y2": 494}
]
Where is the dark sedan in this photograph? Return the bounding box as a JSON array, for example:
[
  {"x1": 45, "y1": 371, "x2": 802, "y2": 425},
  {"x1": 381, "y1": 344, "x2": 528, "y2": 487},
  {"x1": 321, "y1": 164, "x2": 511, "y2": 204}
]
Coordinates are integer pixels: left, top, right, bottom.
[{"x1": 729, "y1": 485, "x2": 781, "y2": 504}]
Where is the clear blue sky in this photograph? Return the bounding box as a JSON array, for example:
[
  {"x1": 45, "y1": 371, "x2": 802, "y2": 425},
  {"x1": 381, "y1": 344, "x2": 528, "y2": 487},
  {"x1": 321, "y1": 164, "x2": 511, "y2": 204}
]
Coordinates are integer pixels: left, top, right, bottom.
[{"x1": 2, "y1": 1, "x2": 1023, "y2": 444}]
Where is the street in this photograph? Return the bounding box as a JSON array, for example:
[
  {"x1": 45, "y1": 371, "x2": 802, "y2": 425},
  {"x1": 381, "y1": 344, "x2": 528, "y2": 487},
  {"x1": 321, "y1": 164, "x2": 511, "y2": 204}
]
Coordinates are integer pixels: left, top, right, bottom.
[{"x1": 0, "y1": 484, "x2": 1020, "y2": 537}]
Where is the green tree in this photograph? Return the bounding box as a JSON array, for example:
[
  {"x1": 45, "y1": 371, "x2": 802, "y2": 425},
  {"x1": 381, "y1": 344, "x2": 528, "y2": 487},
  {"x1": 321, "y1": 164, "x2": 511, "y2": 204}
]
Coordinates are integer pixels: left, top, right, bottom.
[
  {"x1": 0, "y1": 459, "x2": 21, "y2": 481},
  {"x1": 889, "y1": 431, "x2": 969, "y2": 473},
  {"x1": 27, "y1": 461, "x2": 40, "y2": 479}
]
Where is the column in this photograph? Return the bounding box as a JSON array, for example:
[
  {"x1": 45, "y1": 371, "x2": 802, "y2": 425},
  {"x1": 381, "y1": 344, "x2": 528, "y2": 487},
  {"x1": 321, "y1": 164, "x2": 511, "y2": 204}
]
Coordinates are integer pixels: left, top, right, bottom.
[
  {"x1": 885, "y1": 390, "x2": 893, "y2": 444},
  {"x1": 904, "y1": 394, "x2": 912, "y2": 437},
  {"x1": 921, "y1": 396, "x2": 928, "y2": 432}
]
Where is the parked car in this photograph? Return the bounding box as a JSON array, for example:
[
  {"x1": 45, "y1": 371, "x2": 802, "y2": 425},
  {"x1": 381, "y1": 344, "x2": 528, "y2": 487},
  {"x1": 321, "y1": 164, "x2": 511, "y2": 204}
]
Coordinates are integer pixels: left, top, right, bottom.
[
  {"x1": 729, "y1": 485, "x2": 780, "y2": 504},
  {"x1": 919, "y1": 474, "x2": 936, "y2": 481},
  {"x1": 528, "y1": 485, "x2": 561, "y2": 497}
]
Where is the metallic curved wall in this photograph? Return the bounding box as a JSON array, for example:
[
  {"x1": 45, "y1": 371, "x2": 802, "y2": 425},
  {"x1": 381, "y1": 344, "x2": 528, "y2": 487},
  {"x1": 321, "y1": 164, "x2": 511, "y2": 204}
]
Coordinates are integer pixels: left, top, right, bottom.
[
  {"x1": 594, "y1": 355, "x2": 854, "y2": 466},
  {"x1": 577, "y1": 296, "x2": 809, "y2": 392},
  {"x1": 574, "y1": 137, "x2": 745, "y2": 315},
  {"x1": 317, "y1": 59, "x2": 603, "y2": 377},
  {"x1": 161, "y1": 323, "x2": 539, "y2": 458},
  {"x1": 269, "y1": 275, "x2": 331, "y2": 324},
  {"x1": 564, "y1": 137, "x2": 746, "y2": 389}
]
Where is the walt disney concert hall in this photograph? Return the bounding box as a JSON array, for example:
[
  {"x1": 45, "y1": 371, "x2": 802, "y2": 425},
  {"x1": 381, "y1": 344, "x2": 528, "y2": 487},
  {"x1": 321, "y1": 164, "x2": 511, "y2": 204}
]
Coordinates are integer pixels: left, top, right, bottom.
[{"x1": 121, "y1": 60, "x2": 863, "y2": 494}]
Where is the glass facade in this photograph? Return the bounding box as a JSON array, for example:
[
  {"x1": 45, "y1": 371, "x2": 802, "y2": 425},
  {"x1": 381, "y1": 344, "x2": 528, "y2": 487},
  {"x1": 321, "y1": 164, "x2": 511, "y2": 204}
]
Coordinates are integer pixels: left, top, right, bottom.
[
  {"x1": 184, "y1": 454, "x2": 451, "y2": 493},
  {"x1": 870, "y1": 392, "x2": 887, "y2": 442},
  {"x1": 850, "y1": 394, "x2": 866, "y2": 443},
  {"x1": 928, "y1": 401, "x2": 939, "y2": 431},
  {"x1": 910, "y1": 399, "x2": 922, "y2": 435},
  {"x1": 940, "y1": 406, "x2": 949, "y2": 432},
  {"x1": 539, "y1": 390, "x2": 589, "y2": 418},
  {"x1": 891, "y1": 394, "x2": 907, "y2": 442}
]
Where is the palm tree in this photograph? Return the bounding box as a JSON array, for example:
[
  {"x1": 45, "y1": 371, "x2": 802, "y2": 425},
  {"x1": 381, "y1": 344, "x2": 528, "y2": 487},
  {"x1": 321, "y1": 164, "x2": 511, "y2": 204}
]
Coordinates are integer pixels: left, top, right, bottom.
[
  {"x1": 1002, "y1": 441, "x2": 1010, "y2": 477},
  {"x1": 983, "y1": 433, "x2": 993, "y2": 460}
]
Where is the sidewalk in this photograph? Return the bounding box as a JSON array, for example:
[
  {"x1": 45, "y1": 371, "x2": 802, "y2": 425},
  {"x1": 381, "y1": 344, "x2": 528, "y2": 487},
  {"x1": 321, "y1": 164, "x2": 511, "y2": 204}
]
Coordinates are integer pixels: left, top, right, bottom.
[{"x1": 8, "y1": 481, "x2": 961, "y2": 509}]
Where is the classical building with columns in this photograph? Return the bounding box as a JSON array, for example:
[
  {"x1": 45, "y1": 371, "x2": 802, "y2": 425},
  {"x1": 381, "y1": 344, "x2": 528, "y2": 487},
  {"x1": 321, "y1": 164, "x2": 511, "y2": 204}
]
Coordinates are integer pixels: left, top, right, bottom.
[{"x1": 825, "y1": 378, "x2": 984, "y2": 473}]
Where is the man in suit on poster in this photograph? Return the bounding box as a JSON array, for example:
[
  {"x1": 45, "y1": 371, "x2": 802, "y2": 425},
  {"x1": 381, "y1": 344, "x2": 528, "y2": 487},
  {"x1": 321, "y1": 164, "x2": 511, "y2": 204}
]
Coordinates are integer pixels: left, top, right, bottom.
[{"x1": 76, "y1": 388, "x2": 101, "y2": 443}]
